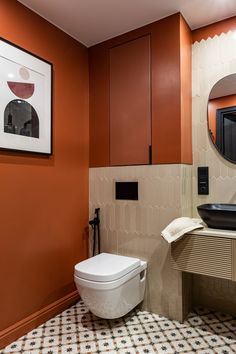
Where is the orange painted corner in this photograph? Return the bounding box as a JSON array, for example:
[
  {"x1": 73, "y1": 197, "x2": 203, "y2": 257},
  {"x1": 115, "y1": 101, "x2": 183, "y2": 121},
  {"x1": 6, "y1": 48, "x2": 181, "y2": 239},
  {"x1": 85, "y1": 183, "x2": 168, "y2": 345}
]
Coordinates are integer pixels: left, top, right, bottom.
[{"x1": 0, "y1": 0, "x2": 89, "y2": 334}]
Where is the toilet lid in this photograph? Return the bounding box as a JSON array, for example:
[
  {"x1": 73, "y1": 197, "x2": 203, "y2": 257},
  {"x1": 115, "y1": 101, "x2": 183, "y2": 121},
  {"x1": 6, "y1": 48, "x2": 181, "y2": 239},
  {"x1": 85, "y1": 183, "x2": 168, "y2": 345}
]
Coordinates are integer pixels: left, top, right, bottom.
[{"x1": 74, "y1": 253, "x2": 141, "y2": 282}]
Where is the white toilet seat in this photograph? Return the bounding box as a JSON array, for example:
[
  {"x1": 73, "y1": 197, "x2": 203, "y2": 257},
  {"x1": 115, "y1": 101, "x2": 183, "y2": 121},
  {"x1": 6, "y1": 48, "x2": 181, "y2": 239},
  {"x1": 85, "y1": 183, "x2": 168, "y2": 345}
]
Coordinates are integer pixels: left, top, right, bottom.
[
  {"x1": 74, "y1": 252, "x2": 141, "y2": 282},
  {"x1": 74, "y1": 260, "x2": 146, "y2": 290}
]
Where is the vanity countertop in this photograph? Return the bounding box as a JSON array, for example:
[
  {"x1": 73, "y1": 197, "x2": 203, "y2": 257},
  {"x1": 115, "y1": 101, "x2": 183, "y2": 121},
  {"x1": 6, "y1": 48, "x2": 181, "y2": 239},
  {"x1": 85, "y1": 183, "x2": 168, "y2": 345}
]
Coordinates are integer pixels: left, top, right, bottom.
[{"x1": 190, "y1": 227, "x2": 236, "y2": 239}]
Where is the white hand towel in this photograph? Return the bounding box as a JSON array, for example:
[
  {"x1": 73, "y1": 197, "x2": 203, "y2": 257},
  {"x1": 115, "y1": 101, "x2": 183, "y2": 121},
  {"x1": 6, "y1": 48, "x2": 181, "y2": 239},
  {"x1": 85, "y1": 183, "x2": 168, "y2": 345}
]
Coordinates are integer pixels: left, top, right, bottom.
[{"x1": 161, "y1": 217, "x2": 203, "y2": 243}]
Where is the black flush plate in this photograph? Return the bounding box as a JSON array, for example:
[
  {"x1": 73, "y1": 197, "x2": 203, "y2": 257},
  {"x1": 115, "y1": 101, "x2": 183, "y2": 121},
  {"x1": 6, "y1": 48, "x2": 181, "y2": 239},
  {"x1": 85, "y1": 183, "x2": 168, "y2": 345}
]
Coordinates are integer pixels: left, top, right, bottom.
[{"x1": 115, "y1": 182, "x2": 138, "y2": 200}]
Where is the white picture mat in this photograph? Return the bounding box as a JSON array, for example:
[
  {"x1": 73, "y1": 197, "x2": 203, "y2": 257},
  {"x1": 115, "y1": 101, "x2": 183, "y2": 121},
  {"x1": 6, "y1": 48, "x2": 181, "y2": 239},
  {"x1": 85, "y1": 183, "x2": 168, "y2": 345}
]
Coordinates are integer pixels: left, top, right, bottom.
[{"x1": 0, "y1": 39, "x2": 52, "y2": 154}]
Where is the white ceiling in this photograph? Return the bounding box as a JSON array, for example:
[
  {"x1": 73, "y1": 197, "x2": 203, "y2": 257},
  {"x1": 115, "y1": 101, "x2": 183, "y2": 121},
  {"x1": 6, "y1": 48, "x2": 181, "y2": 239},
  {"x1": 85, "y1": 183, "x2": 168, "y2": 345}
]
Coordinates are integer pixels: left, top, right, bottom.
[
  {"x1": 18, "y1": 0, "x2": 236, "y2": 47},
  {"x1": 210, "y1": 74, "x2": 236, "y2": 99}
]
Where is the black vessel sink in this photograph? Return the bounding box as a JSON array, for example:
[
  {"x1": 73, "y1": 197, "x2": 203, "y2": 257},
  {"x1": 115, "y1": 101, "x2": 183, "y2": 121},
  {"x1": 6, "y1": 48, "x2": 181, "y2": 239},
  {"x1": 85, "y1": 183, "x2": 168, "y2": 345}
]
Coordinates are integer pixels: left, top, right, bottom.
[{"x1": 197, "y1": 204, "x2": 236, "y2": 230}]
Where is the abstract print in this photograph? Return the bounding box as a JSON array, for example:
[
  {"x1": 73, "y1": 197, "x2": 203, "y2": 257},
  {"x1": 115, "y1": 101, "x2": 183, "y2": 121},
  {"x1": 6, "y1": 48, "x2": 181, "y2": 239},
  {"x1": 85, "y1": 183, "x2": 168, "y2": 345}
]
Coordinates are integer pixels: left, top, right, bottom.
[{"x1": 4, "y1": 67, "x2": 39, "y2": 138}]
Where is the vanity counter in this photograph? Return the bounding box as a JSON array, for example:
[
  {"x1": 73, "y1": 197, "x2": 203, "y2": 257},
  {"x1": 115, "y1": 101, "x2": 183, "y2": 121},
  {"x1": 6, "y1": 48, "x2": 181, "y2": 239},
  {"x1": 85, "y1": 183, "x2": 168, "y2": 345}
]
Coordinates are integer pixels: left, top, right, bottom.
[{"x1": 190, "y1": 227, "x2": 236, "y2": 239}]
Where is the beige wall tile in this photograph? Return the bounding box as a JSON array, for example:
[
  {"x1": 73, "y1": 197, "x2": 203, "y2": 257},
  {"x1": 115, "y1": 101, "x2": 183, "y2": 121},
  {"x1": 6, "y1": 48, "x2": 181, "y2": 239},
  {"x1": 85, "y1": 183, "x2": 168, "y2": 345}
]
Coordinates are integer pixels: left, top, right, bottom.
[
  {"x1": 89, "y1": 164, "x2": 192, "y2": 320},
  {"x1": 192, "y1": 31, "x2": 236, "y2": 313}
]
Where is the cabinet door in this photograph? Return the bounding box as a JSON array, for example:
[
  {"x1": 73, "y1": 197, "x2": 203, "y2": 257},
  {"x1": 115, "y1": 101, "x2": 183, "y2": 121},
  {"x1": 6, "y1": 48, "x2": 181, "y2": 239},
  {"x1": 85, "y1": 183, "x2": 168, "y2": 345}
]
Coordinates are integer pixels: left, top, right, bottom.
[
  {"x1": 109, "y1": 35, "x2": 151, "y2": 166},
  {"x1": 171, "y1": 235, "x2": 232, "y2": 280}
]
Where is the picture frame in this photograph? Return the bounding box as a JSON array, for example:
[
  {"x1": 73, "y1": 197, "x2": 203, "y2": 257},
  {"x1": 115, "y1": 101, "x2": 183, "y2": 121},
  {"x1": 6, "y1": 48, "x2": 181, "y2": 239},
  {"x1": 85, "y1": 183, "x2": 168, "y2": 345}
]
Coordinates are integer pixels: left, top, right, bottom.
[{"x1": 0, "y1": 37, "x2": 52, "y2": 155}]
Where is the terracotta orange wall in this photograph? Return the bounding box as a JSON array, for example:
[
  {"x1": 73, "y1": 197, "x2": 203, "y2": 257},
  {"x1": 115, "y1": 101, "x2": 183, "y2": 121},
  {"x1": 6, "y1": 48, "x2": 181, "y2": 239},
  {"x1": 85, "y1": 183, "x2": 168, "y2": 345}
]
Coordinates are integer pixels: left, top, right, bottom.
[
  {"x1": 192, "y1": 15, "x2": 236, "y2": 43},
  {"x1": 208, "y1": 94, "x2": 236, "y2": 142},
  {"x1": 0, "y1": 0, "x2": 89, "y2": 333},
  {"x1": 89, "y1": 13, "x2": 192, "y2": 166}
]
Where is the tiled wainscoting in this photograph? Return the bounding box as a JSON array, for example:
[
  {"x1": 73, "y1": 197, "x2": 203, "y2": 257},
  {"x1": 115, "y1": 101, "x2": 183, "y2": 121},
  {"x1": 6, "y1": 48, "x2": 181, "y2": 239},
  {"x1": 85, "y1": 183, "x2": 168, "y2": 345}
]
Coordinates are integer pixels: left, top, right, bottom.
[
  {"x1": 1, "y1": 301, "x2": 236, "y2": 353},
  {"x1": 89, "y1": 165, "x2": 192, "y2": 321}
]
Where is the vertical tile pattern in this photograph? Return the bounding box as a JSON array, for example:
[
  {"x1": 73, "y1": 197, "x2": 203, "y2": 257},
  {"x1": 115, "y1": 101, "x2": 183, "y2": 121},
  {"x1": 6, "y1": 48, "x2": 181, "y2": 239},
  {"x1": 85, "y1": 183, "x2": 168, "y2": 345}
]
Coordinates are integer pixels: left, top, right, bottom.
[
  {"x1": 89, "y1": 164, "x2": 192, "y2": 320},
  {"x1": 192, "y1": 31, "x2": 236, "y2": 310}
]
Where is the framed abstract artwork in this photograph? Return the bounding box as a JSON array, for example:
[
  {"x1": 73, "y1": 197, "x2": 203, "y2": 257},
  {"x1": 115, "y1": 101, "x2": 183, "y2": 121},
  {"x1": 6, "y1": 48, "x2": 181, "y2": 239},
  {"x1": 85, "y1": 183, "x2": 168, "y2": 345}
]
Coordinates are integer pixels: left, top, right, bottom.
[{"x1": 0, "y1": 38, "x2": 52, "y2": 154}]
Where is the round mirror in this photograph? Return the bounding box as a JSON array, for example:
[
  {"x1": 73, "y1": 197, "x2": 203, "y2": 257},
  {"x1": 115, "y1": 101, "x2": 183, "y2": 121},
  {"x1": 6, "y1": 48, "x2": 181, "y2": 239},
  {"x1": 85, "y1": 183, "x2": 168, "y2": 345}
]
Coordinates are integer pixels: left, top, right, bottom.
[{"x1": 208, "y1": 74, "x2": 236, "y2": 163}]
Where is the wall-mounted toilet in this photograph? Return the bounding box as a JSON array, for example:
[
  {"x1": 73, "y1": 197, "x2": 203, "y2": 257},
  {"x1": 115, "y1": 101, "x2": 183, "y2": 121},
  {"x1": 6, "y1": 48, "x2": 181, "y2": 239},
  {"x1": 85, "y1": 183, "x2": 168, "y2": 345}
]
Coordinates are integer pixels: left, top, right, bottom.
[{"x1": 74, "y1": 253, "x2": 147, "y2": 319}]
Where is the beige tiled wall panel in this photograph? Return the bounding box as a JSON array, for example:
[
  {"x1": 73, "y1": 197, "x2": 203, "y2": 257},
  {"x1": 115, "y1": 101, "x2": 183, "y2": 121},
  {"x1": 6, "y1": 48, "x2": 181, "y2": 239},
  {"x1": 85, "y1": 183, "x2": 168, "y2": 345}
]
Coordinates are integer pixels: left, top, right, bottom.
[
  {"x1": 192, "y1": 32, "x2": 236, "y2": 310},
  {"x1": 89, "y1": 164, "x2": 192, "y2": 320}
]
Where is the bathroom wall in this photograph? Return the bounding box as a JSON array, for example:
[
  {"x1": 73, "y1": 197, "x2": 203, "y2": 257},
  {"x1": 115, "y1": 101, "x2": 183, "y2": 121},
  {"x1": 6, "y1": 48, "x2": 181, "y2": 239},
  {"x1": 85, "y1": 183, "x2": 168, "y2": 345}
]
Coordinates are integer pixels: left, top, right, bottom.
[
  {"x1": 0, "y1": 0, "x2": 89, "y2": 341},
  {"x1": 192, "y1": 29, "x2": 236, "y2": 312},
  {"x1": 89, "y1": 164, "x2": 192, "y2": 320},
  {"x1": 208, "y1": 94, "x2": 236, "y2": 142}
]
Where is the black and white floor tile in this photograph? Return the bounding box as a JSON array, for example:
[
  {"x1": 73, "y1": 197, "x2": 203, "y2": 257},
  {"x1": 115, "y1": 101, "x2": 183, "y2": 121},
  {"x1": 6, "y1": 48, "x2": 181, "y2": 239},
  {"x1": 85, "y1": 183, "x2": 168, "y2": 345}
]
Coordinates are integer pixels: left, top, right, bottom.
[{"x1": 1, "y1": 301, "x2": 236, "y2": 353}]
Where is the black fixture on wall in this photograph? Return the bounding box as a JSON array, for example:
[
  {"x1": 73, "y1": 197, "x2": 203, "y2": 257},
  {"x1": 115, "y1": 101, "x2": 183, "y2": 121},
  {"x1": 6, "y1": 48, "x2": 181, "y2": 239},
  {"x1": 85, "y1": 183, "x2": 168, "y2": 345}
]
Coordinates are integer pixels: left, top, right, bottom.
[
  {"x1": 89, "y1": 208, "x2": 100, "y2": 256},
  {"x1": 115, "y1": 181, "x2": 138, "y2": 200},
  {"x1": 198, "y1": 167, "x2": 209, "y2": 195}
]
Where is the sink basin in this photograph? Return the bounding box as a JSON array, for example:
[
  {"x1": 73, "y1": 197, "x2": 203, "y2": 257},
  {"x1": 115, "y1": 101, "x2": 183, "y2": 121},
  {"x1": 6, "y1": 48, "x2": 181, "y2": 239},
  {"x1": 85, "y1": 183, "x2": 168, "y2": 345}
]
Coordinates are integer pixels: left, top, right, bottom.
[{"x1": 197, "y1": 204, "x2": 236, "y2": 230}]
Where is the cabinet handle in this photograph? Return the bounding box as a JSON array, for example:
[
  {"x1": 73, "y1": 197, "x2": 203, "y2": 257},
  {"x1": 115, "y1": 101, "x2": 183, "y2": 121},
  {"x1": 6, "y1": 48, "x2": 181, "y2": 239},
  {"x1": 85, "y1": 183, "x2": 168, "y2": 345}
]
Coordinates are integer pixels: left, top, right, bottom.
[{"x1": 149, "y1": 145, "x2": 152, "y2": 165}]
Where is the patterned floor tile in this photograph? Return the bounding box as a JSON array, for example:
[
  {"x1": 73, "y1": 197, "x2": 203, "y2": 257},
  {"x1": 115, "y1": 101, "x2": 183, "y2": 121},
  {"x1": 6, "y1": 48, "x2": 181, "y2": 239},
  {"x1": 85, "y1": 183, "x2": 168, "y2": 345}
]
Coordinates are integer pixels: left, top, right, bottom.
[
  {"x1": 195, "y1": 324, "x2": 213, "y2": 336},
  {"x1": 187, "y1": 316, "x2": 204, "y2": 327},
  {"x1": 209, "y1": 322, "x2": 229, "y2": 334},
  {"x1": 79, "y1": 340, "x2": 97, "y2": 353},
  {"x1": 204, "y1": 334, "x2": 225, "y2": 347},
  {"x1": 60, "y1": 308, "x2": 76, "y2": 317},
  {"x1": 153, "y1": 342, "x2": 174, "y2": 354},
  {"x1": 201, "y1": 314, "x2": 219, "y2": 324},
  {"x1": 42, "y1": 347, "x2": 59, "y2": 354},
  {"x1": 215, "y1": 312, "x2": 233, "y2": 322},
  {"x1": 187, "y1": 337, "x2": 209, "y2": 350},
  {"x1": 97, "y1": 338, "x2": 115, "y2": 351},
  {"x1": 4, "y1": 340, "x2": 24, "y2": 353},
  {"x1": 60, "y1": 324, "x2": 77, "y2": 334},
  {"x1": 224, "y1": 319, "x2": 236, "y2": 331},
  {"x1": 45, "y1": 317, "x2": 61, "y2": 327},
  {"x1": 95, "y1": 328, "x2": 113, "y2": 339},
  {"x1": 118, "y1": 348, "x2": 136, "y2": 354},
  {"x1": 180, "y1": 327, "x2": 200, "y2": 338},
  {"x1": 112, "y1": 325, "x2": 129, "y2": 337},
  {"x1": 137, "y1": 344, "x2": 156, "y2": 353},
  {"x1": 115, "y1": 336, "x2": 133, "y2": 348},
  {"x1": 142, "y1": 322, "x2": 160, "y2": 333},
  {"x1": 42, "y1": 335, "x2": 60, "y2": 347},
  {"x1": 138, "y1": 314, "x2": 155, "y2": 323},
  {"x1": 76, "y1": 307, "x2": 89, "y2": 315},
  {"x1": 78, "y1": 330, "x2": 95, "y2": 342},
  {"x1": 44, "y1": 326, "x2": 60, "y2": 337},
  {"x1": 124, "y1": 315, "x2": 140, "y2": 326},
  {"x1": 171, "y1": 339, "x2": 192, "y2": 352},
  {"x1": 195, "y1": 307, "x2": 212, "y2": 316},
  {"x1": 23, "y1": 338, "x2": 42, "y2": 350},
  {"x1": 214, "y1": 346, "x2": 234, "y2": 354},
  {"x1": 130, "y1": 334, "x2": 150, "y2": 346},
  {"x1": 93, "y1": 320, "x2": 110, "y2": 330},
  {"x1": 60, "y1": 344, "x2": 78, "y2": 353},
  {"x1": 221, "y1": 331, "x2": 236, "y2": 344},
  {"x1": 60, "y1": 316, "x2": 76, "y2": 325},
  {"x1": 163, "y1": 328, "x2": 183, "y2": 341},
  {"x1": 148, "y1": 331, "x2": 167, "y2": 343},
  {"x1": 196, "y1": 349, "x2": 215, "y2": 354},
  {"x1": 158, "y1": 319, "x2": 177, "y2": 330},
  {"x1": 60, "y1": 333, "x2": 77, "y2": 345},
  {"x1": 127, "y1": 324, "x2": 145, "y2": 335},
  {"x1": 26, "y1": 327, "x2": 44, "y2": 338},
  {"x1": 2, "y1": 301, "x2": 236, "y2": 354}
]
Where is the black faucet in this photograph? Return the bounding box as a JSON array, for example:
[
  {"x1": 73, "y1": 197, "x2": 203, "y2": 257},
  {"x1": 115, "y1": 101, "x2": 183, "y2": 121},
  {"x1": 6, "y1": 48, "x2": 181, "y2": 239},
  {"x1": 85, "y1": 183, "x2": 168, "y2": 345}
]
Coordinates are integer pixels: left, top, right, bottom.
[{"x1": 89, "y1": 208, "x2": 100, "y2": 256}]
